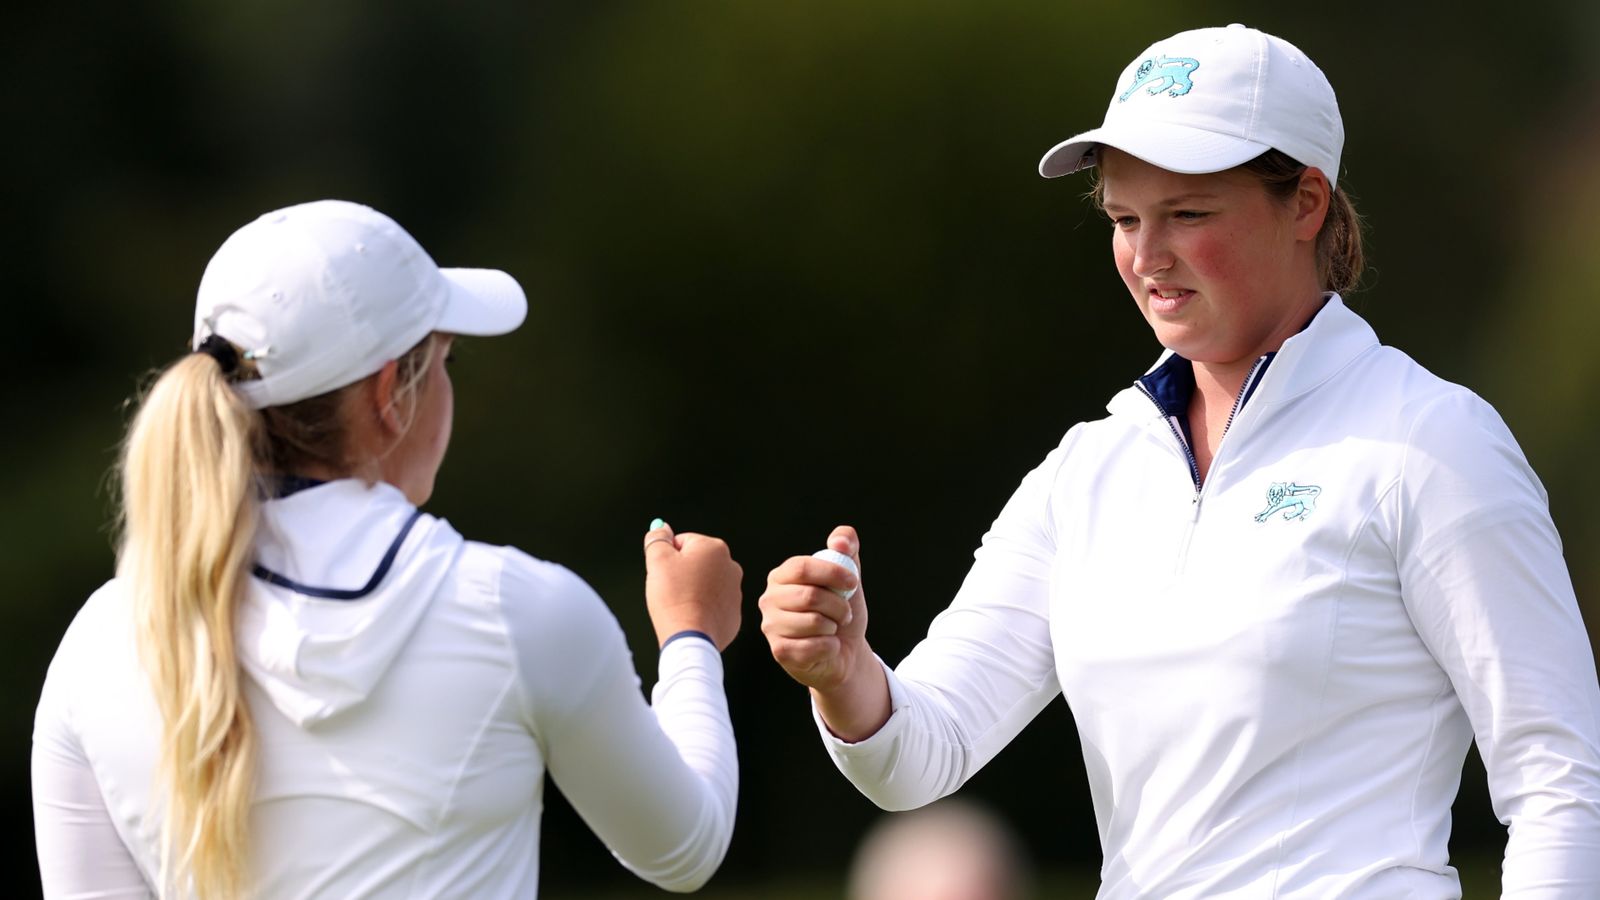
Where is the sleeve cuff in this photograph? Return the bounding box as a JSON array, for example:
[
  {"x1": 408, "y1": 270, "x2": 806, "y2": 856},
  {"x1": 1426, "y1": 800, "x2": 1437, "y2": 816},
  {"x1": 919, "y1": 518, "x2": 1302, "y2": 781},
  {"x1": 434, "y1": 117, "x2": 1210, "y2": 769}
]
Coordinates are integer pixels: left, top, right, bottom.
[
  {"x1": 811, "y1": 654, "x2": 909, "y2": 752},
  {"x1": 661, "y1": 629, "x2": 715, "y2": 650}
]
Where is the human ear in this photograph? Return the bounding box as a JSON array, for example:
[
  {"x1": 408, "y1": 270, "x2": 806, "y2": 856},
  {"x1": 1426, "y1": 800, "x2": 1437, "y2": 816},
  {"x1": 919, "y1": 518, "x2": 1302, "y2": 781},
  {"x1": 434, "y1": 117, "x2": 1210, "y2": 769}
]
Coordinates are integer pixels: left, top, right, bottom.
[
  {"x1": 1293, "y1": 169, "x2": 1332, "y2": 241},
  {"x1": 372, "y1": 360, "x2": 404, "y2": 435}
]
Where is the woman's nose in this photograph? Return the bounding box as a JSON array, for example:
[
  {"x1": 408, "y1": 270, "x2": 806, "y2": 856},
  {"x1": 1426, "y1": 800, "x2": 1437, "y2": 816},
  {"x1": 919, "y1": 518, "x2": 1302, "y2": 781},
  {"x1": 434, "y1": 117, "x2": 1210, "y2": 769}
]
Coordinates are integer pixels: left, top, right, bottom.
[{"x1": 1131, "y1": 226, "x2": 1173, "y2": 278}]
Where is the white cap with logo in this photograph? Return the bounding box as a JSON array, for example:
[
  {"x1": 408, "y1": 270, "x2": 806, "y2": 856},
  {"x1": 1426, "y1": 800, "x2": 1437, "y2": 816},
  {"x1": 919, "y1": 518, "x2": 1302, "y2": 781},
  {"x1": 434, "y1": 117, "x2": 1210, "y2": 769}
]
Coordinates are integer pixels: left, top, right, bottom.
[
  {"x1": 192, "y1": 199, "x2": 527, "y2": 409},
  {"x1": 1038, "y1": 24, "x2": 1343, "y2": 189}
]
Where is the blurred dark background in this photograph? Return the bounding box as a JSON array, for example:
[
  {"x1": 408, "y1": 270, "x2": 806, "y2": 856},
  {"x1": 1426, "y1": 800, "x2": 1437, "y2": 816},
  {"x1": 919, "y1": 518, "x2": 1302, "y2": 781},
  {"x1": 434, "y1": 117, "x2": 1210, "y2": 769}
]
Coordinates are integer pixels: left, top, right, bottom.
[{"x1": 7, "y1": 1, "x2": 1599, "y2": 896}]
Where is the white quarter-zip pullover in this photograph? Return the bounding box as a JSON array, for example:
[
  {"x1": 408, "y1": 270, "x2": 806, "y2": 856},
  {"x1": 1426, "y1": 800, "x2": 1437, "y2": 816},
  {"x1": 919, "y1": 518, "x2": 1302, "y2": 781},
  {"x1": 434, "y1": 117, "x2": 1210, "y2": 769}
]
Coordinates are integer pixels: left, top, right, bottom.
[
  {"x1": 818, "y1": 296, "x2": 1600, "y2": 898},
  {"x1": 34, "y1": 480, "x2": 738, "y2": 898}
]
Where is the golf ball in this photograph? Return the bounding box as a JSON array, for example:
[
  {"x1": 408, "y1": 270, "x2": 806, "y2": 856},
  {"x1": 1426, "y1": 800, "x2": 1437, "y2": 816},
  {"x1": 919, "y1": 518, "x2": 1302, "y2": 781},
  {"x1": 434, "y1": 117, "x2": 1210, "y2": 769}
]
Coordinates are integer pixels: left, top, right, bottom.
[{"x1": 811, "y1": 548, "x2": 859, "y2": 599}]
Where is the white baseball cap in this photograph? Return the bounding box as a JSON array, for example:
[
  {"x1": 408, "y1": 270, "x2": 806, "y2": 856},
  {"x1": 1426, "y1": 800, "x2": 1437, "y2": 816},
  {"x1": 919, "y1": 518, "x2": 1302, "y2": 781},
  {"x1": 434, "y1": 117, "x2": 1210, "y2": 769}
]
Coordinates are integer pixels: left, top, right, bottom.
[
  {"x1": 192, "y1": 199, "x2": 527, "y2": 409},
  {"x1": 1038, "y1": 24, "x2": 1343, "y2": 189}
]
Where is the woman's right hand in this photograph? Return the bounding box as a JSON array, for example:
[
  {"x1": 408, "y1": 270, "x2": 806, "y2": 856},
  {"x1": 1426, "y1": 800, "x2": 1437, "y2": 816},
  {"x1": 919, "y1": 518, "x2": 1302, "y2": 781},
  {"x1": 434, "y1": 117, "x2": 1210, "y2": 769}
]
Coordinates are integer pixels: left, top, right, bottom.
[
  {"x1": 759, "y1": 525, "x2": 891, "y2": 741},
  {"x1": 759, "y1": 525, "x2": 869, "y2": 691},
  {"x1": 644, "y1": 521, "x2": 743, "y2": 651}
]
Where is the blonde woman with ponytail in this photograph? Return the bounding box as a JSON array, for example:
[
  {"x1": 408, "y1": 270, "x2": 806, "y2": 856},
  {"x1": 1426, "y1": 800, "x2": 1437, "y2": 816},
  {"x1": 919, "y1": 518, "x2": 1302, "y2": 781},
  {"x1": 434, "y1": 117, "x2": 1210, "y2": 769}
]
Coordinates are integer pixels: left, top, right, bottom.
[
  {"x1": 33, "y1": 200, "x2": 744, "y2": 898},
  {"x1": 758, "y1": 24, "x2": 1600, "y2": 898}
]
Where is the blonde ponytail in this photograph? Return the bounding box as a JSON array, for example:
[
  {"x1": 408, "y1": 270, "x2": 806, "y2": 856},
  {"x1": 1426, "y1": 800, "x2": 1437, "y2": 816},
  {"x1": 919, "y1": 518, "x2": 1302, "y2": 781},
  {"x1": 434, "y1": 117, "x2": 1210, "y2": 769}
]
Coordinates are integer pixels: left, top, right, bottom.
[
  {"x1": 113, "y1": 331, "x2": 441, "y2": 896},
  {"x1": 118, "y1": 352, "x2": 262, "y2": 899}
]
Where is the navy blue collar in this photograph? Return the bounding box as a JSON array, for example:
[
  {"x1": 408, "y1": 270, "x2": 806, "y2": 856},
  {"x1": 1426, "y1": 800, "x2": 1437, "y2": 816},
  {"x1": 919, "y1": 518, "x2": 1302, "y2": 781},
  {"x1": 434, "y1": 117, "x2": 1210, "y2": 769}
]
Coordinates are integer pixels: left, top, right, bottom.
[
  {"x1": 1136, "y1": 351, "x2": 1279, "y2": 446},
  {"x1": 1137, "y1": 352, "x2": 1198, "y2": 422},
  {"x1": 1137, "y1": 351, "x2": 1278, "y2": 419},
  {"x1": 266, "y1": 474, "x2": 327, "y2": 499},
  {"x1": 1133, "y1": 299, "x2": 1325, "y2": 430},
  {"x1": 253, "y1": 476, "x2": 422, "y2": 602}
]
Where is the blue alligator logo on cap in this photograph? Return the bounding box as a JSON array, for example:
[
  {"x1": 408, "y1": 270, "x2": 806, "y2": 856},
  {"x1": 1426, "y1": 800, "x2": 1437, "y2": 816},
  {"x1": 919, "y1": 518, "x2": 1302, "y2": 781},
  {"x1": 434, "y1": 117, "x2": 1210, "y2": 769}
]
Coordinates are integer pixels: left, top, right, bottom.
[
  {"x1": 1254, "y1": 482, "x2": 1321, "y2": 523},
  {"x1": 1118, "y1": 56, "x2": 1200, "y2": 101}
]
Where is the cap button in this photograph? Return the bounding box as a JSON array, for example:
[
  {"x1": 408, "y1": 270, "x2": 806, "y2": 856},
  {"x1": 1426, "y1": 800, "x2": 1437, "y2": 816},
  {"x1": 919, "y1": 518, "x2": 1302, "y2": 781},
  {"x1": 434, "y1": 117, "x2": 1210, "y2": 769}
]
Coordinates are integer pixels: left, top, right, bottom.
[{"x1": 1227, "y1": 22, "x2": 1247, "y2": 28}]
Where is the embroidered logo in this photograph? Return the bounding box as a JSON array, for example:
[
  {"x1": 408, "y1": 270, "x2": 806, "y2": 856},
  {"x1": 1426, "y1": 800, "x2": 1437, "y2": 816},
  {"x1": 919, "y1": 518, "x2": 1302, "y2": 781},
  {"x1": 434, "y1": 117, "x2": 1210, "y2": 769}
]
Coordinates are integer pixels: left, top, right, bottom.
[
  {"x1": 1254, "y1": 482, "x2": 1321, "y2": 523},
  {"x1": 1118, "y1": 56, "x2": 1200, "y2": 102}
]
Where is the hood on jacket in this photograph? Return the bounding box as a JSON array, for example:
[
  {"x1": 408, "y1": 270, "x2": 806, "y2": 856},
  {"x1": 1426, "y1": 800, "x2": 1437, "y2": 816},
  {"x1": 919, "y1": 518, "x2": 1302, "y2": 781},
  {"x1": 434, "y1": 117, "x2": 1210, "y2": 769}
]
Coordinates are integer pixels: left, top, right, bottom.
[{"x1": 238, "y1": 479, "x2": 463, "y2": 727}]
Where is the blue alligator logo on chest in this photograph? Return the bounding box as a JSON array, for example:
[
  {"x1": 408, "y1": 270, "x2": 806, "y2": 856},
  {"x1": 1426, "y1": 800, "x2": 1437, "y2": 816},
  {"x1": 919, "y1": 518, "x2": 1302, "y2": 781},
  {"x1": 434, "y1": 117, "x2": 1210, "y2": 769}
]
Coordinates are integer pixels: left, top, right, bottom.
[
  {"x1": 1254, "y1": 482, "x2": 1321, "y2": 523},
  {"x1": 1118, "y1": 56, "x2": 1200, "y2": 101}
]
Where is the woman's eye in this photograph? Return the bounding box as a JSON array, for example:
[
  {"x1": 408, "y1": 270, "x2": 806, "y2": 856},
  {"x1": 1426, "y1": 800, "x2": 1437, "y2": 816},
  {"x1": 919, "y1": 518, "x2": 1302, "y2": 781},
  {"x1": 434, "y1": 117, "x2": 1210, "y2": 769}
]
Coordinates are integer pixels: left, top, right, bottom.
[
  {"x1": 1175, "y1": 210, "x2": 1209, "y2": 221},
  {"x1": 1110, "y1": 215, "x2": 1137, "y2": 229}
]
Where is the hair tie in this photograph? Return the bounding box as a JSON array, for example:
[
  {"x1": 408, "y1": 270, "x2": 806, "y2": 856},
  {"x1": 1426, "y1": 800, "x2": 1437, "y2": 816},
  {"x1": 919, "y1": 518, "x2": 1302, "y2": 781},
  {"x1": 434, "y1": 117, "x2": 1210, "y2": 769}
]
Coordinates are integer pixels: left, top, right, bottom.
[{"x1": 196, "y1": 334, "x2": 241, "y2": 376}]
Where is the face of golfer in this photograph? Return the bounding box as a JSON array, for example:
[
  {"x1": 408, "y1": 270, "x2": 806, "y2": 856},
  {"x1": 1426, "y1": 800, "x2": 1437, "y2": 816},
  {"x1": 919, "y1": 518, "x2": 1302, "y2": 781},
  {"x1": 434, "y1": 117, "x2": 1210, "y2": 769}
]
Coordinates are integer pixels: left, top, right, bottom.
[{"x1": 1098, "y1": 148, "x2": 1328, "y2": 370}]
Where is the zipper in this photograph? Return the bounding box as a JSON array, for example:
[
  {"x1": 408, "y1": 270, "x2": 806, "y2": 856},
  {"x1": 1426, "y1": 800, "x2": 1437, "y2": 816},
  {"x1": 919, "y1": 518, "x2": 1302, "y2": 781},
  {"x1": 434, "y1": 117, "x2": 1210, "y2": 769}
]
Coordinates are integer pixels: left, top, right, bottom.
[
  {"x1": 1135, "y1": 380, "x2": 1202, "y2": 501},
  {"x1": 1136, "y1": 355, "x2": 1270, "y2": 506},
  {"x1": 1220, "y1": 356, "x2": 1269, "y2": 448}
]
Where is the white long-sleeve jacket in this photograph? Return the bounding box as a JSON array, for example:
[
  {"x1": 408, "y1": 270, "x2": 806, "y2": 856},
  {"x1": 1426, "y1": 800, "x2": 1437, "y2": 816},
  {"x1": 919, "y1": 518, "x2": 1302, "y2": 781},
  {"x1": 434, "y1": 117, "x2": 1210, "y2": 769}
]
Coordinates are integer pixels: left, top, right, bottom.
[
  {"x1": 819, "y1": 296, "x2": 1600, "y2": 898},
  {"x1": 33, "y1": 479, "x2": 737, "y2": 898}
]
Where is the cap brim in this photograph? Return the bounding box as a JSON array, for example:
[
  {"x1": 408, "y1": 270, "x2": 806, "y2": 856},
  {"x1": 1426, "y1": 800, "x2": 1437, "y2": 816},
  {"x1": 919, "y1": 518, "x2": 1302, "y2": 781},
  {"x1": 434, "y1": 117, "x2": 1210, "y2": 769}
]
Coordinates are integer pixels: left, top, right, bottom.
[
  {"x1": 1038, "y1": 122, "x2": 1270, "y2": 179},
  {"x1": 437, "y1": 268, "x2": 528, "y2": 336}
]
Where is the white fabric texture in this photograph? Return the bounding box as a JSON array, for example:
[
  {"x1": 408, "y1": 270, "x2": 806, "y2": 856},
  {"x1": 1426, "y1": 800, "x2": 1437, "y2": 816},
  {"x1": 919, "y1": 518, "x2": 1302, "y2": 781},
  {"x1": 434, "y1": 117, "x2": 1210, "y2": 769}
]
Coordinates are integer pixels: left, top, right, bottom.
[
  {"x1": 1039, "y1": 25, "x2": 1343, "y2": 188},
  {"x1": 817, "y1": 296, "x2": 1600, "y2": 898},
  {"x1": 33, "y1": 480, "x2": 737, "y2": 898},
  {"x1": 193, "y1": 200, "x2": 527, "y2": 409}
]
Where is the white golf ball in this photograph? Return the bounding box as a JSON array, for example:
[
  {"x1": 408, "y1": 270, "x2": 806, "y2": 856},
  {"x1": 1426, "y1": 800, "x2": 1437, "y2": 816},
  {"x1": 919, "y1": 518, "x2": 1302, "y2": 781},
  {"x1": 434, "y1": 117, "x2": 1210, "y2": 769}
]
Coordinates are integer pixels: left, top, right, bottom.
[{"x1": 811, "y1": 548, "x2": 859, "y2": 599}]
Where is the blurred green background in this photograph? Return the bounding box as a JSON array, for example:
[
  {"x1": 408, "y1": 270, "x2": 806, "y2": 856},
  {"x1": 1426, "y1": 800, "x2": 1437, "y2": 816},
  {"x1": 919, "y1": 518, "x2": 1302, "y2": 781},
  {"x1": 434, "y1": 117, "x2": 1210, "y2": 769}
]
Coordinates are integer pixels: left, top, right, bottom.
[{"x1": 7, "y1": 1, "x2": 1599, "y2": 896}]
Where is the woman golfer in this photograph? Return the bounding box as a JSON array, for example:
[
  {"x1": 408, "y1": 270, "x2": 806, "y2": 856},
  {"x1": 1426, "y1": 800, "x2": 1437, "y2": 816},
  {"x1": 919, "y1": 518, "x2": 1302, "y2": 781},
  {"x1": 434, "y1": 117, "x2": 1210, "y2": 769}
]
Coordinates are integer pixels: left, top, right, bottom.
[
  {"x1": 33, "y1": 200, "x2": 743, "y2": 898},
  {"x1": 759, "y1": 24, "x2": 1600, "y2": 898}
]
